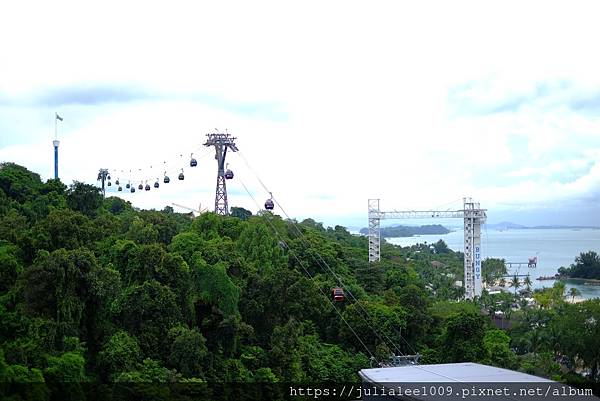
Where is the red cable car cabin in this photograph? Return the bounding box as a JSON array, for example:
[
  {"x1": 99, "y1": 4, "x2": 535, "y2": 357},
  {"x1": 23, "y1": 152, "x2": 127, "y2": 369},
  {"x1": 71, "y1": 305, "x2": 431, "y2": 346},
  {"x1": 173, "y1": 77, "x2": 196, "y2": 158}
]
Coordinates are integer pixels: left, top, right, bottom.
[{"x1": 332, "y1": 287, "x2": 345, "y2": 301}]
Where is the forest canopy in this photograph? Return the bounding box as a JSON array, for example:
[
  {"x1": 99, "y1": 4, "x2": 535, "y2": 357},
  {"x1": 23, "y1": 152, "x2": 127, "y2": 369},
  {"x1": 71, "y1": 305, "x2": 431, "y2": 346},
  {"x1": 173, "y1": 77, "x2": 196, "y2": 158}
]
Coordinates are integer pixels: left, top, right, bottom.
[{"x1": 0, "y1": 162, "x2": 599, "y2": 399}]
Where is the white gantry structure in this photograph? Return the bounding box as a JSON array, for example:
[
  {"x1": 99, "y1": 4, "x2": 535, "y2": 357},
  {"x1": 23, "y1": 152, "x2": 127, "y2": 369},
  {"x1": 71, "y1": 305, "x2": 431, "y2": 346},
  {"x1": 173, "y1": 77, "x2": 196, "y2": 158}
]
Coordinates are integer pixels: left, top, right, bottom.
[{"x1": 368, "y1": 198, "x2": 487, "y2": 299}]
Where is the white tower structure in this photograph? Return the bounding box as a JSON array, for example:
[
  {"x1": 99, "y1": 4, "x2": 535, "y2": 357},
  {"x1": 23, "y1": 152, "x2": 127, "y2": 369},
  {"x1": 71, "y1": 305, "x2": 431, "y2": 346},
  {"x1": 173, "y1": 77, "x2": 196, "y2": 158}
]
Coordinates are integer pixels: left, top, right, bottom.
[{"x1": 367, "y1": 197, "x2": 487, "y2": 299}]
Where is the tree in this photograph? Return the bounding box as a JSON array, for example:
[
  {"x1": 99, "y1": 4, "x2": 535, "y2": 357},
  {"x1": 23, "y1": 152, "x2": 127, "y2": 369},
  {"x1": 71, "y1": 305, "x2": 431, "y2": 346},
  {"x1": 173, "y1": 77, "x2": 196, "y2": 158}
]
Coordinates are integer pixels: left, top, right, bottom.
[
  {"x1": 112, "y1": 280, "x2": 183, "y2": 359},
  {"x1": 510, "y1": 274, "x2": 521, "y2": 295},
  {"x1": 0, "y1": 243, "x2": 22, "y2": 293},
  {"x1": 482, "y1": 329, "x2": 517, "y2": 369},
  {"x1": 482, "y1": 258, "x2": 507, "y2": 285},
  {"x1": 523, "y1": 275, "x2": 532, "y2": 292},
  {"x1": 97, "y1": 331, "x2": 142, "y2": 381},
  {"x1": 569, "y1": 287, "x2": 581, "y2": 302},
  {"x1": 66, "y1": 181, "x2": 103, "y2": 217},
  {"x1": 439, "y1": 311, "x2": 486, "y2": 363},
  {"x1": 432, "y1": 240, "x2": 450, "y2": 254},
  {"x1": 167, "y1": 325, "x2": 207, "y2": 377},
  {"x1": 230, "y1": 207, "x2": 252, "y2": 221},
  {"x1": 560, "y1": 251, "x2": 600, "y2": 279},
  {"x1": 0, "y1": 163, "x2": 43, "y2": 203}
]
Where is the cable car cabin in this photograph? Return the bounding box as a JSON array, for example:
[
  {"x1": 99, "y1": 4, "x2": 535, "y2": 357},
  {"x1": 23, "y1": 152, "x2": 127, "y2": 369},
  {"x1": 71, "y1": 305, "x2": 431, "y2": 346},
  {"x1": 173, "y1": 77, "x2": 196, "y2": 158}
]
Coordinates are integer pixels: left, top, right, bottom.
[
  {"x1": 145, "y1": 184, "x2": 151, "y2": 191},
  {"x1": 178, "y1": 171, "x2": 185, "y2": 180},
  {"x1": 115, "y1": 179, "x2": 120, "y2": 185},
  {"x1": 107, "y1": 174, "x2": 111, "y2": 180},
  {"x1": 107, "y1": 181, "x2": 111, "y2": 186},
  {"x1": 190, "y1": 156, "x2": 197, "y2": 167},
  {"x1": 225, "y1": 169, "x2": 234, "y2": 180},
  {"x1": 138, "y1": 183, "x2": 143, "y2": 190},
  {"x1": 118, "y1": 186, "x2": 122, "y2": 192},
  {"x1": 332, "y1": 287, "x2": 345, "y2": 302},
  {"x1": 154, "y1": 181, "x2": 159, "y2": 188},
  {"x1": 126, "y1": 183, "x2": 131, "y2": 189},
  {"x1": 265, "y1": 198, "x2": 274, "y2": 210},
  {"x1": 130, "y1": 187, "x2": 135, "y2": 193}
]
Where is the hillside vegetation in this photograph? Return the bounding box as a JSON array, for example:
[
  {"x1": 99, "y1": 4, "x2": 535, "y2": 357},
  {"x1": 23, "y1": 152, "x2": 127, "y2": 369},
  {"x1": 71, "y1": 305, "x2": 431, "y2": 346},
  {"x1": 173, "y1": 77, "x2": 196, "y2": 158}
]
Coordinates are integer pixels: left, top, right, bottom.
[{"x1": 0, "y1": 162, "x2": 599, "y2": 398}]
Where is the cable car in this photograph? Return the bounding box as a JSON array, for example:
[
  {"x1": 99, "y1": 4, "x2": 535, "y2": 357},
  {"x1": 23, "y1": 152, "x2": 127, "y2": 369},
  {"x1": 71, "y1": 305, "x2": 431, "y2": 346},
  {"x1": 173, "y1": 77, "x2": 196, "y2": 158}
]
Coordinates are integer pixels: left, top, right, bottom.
[
  {"x1": 138, "y1": 183, "x2": 143, "y2": 190},
  {"x1": 107, "y1": 174, "x2": 111, "y2": 180},
  {"x1": 131, "y1": 187, "x2": 135, "y2": 193},
  {"x1": 190, "y1": 153, "x2": 197, "y2": 167},
  {"x1": 164, "y1": 174, "x2": 170, "y2": 183},
  {"x1": 126, "y1": 183, "x2": 130, "y2": 189},
  {"x1": 224, "y1": 163, "x2": 234, "y2": 180},
  {"x1": 145, "y1": 182, "x2": 151, "y2": 191},
  {"x1": 118, "y1": 186, "x2": 122, "y2": 192},
  {"x1": 332, "y1": 287, "x2": 345, "y2": 302},
  {"x1": 107, "y1": 181, "x2": 111, "y2": 187},
  {"x1": 154, "y1": 180, "x2": 159, "y2": 188},
  {"x1": 115, "y1": 179, "x2": 120, "y2": 185},
  {"x1": 265, "y1": 192, "x2": 274, "y2": 211},
  {"x1": 178, "y1": 169, "x2": 185, "y2": 180}
]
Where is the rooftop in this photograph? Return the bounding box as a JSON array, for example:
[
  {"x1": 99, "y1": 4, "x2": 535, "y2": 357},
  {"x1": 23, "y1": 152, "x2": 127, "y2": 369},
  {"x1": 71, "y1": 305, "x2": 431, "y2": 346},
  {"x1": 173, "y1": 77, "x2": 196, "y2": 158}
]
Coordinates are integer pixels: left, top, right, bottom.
[{"x1": 359, "y1": 362, "x2": 552, "y2": 383}]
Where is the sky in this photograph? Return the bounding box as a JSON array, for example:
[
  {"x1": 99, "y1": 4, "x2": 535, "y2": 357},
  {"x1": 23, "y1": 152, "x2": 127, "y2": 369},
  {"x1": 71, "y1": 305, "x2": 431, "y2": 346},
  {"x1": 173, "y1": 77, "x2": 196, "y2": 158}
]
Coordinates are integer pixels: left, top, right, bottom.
[{"x1": 1, "y1": 1, "x2": 600, "y2": 228}]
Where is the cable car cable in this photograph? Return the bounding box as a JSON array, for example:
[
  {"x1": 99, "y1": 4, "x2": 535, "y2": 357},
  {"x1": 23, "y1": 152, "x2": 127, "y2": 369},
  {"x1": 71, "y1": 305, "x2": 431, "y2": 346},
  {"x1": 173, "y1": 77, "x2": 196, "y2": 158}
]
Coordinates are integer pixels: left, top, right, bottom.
[
  {"x1": 237, "y1": 150, "x2": 415, "y2": 358},
  {"x1": 237, "y1": 177, "x2": 377, "y2": 363}
]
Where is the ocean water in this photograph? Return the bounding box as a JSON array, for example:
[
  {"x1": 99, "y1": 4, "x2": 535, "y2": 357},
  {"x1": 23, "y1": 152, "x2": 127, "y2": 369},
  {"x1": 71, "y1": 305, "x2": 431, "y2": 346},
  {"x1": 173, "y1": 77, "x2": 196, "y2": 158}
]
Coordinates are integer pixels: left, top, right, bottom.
[{"x1": 386, "y1": 228, "x2": 600, "y2": 299}]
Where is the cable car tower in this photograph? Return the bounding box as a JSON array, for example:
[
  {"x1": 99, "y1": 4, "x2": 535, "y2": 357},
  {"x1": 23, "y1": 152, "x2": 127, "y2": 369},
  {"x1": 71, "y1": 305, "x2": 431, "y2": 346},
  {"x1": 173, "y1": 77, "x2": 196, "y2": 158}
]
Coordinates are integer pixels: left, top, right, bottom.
[
  {"x1": 204, "y1": 130, "x2": 238, "y2": 215},
  {"x1": 368, "y1": 198, "x2": 486, "y2": 299},
  {"x1": 97, "y1": 168, "x2": 110, "y2": 197}
]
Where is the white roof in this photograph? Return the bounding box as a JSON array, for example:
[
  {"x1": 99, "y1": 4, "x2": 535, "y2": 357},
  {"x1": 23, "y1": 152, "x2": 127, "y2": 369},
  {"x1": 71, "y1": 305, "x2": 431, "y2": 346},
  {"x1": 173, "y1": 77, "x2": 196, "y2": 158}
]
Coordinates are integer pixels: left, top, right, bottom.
[{"x1": 359, "y1": 362, "x2": 552, "y2": 383}]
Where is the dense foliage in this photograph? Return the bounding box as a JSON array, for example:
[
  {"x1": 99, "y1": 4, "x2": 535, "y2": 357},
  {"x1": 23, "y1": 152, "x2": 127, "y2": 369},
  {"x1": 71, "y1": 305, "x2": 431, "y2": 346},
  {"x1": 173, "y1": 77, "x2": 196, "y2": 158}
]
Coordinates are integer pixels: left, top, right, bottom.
[
  {"x1": 0, "y1": 162, "x2": 598, "y2": 396},
  {"x1": 558, "y1": 251, "x2": 600, "y2": 280}
]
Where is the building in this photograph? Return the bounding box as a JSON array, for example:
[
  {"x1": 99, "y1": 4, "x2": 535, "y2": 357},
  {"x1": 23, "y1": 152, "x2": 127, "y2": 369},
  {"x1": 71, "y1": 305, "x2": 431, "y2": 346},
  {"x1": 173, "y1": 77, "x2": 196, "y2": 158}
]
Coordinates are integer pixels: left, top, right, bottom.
[{"x1": 357, "y1": 362, "x2": 593, "y2": 401}]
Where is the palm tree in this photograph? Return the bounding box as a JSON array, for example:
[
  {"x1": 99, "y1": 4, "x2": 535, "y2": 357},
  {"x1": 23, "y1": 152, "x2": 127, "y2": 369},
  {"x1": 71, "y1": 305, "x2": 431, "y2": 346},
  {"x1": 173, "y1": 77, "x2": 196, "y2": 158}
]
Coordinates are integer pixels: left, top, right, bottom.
[
  {"x1": 511, "y1": 274, "x2": 521, "y2": 295},
  {"x1": 523, "y1": 275, "x2": 532, "y2": 292},
  {"x1": 499, "y1": 277, "x2": 507, "y2": 287},
  {"x1": 569, "y1": 287, "x2": 581, "y2": 302}
]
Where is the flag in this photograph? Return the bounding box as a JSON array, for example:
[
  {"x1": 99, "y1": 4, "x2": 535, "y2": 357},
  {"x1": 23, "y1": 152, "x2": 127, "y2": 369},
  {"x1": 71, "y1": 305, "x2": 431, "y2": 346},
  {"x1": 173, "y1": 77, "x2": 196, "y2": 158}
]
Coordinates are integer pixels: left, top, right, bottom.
[{"x1": 55, "y1": 113, "x2": 63, "y2": 121}]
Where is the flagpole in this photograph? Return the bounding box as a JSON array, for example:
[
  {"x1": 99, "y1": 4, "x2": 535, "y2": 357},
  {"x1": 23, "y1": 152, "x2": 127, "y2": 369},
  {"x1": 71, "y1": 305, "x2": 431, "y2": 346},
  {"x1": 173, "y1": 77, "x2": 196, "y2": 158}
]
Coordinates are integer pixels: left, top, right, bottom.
[{"x1": 53, "y1": 113, "x2": 60, "y2": 179}]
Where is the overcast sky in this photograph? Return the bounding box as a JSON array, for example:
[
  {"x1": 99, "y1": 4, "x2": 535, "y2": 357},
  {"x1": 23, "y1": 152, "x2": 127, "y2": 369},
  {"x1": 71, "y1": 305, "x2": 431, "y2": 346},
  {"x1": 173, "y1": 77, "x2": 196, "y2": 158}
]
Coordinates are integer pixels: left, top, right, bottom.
[{"x1": 1, "y1": 1, "x2": 600, "y2": 227}]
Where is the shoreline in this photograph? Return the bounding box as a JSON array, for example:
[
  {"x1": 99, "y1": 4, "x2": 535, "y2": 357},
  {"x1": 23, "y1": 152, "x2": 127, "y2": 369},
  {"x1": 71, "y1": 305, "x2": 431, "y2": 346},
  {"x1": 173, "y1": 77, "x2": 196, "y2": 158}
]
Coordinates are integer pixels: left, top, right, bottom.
[{"x1": 563, "y1": 277, "x2": 600, "y2": 285}]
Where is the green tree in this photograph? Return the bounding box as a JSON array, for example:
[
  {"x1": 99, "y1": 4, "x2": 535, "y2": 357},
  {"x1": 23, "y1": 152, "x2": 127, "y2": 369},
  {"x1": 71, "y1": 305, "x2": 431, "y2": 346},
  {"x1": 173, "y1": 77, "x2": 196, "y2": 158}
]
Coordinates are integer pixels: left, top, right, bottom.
[
  {"x1": 230, "y1": 207, "x2": 252, "y2": 221},
  {"x1": 523, "y1": 275, "x2": 532, "y2": 292},
  {"x1": 439, "y1": 311, "x2": 486, "y2": 363},
  {"x1": 0, "y1": 163, "x2": 43, "y2": 203},
  {"x1": 66, "y1": 181, "x2": 103, "y2": 217},
  {"x1": 167, "y1": 325, "x2": 207, "y2": 377},
  {"x1": 510, "y1": 274, "x2": 521, "y2": 295},
  {"x1": 568, "y1": 287, "x2": 581, "y2": 302},
  {"x1": 0, "y1": 243, "x2": 22, "y2": 293},
  {"x1": 97, "y1": 331, "x2": 142, "y2": 381},
  {"x1": 482, "y1": 329, "x2": 517, "y2": 369},
  {"x1": 112, "y1": 280, "x2": 183, "y2": 359},
  {"x1": 481, "y1": 258, "x2": 507, "y2": 285}
]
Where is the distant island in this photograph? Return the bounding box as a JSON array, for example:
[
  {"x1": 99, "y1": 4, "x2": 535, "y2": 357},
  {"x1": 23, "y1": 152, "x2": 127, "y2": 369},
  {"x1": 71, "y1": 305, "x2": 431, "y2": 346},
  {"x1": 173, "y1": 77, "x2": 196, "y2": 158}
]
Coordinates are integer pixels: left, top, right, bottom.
[
  {"x1": 359, "y1": 224, "x2": 450, "y2": 238},
  {"x1": 486, "y1": 221, "x2": 600, "y2": 230}
]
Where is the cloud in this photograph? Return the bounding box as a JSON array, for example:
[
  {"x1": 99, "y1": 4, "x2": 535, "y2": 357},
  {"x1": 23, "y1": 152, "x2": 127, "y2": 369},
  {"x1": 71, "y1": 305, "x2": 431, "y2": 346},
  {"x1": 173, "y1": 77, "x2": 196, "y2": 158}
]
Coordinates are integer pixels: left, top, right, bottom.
[{"x1": 2, "y1": 1, "x2": 600, "y2": 228}]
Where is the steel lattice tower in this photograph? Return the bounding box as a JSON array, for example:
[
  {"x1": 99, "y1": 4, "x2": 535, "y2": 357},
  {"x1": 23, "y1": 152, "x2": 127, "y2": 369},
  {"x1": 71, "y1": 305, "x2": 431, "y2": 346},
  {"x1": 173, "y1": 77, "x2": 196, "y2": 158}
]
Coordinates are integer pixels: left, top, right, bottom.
[
  {"x1": 367, "y1": 197, "x2": 486, "y2": 299},
  {"x1": 97, "y1": 168, "x2": 109, "y2": 197},
  {"x1": 204, "y1": 131, "x2": 238, "y2": 215}
]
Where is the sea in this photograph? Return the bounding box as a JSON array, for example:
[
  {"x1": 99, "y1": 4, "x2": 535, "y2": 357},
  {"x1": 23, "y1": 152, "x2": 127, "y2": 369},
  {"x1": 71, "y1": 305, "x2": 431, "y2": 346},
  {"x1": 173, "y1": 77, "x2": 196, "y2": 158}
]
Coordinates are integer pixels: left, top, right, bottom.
[{"x1": 386, "y1": 228, "x2": 600, "y2": 300}]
